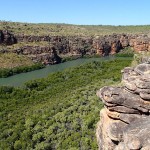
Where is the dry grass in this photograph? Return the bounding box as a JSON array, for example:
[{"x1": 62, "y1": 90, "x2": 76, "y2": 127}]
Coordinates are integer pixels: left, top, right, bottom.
[
  {"x1": 0, "y1": 21, "x2": 150, "y2": 36},
  {"x1": 131, "y1": 52, "x2": 150, "y2": 67},
  {"x1": 0, "y1": 53, "x2": 34, "y2": 68},
  {"x1": 0, "y1": 41, "x2": 50, "y2": 51}
]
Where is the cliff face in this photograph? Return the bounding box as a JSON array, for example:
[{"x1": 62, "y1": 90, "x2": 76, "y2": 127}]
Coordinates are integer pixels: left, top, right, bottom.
[
  {"x1": 13, "y1": 33, "x2": 150, "y2": 55},
  {"x1": 96, "y1": 60, "x2": 150, "y2": 150},
  {"x1": 1, "y1": 30, "x2": 150, "y2": 64},
  {"x1": 0, "y1": 30, "x2": 17, "y2": 45}
]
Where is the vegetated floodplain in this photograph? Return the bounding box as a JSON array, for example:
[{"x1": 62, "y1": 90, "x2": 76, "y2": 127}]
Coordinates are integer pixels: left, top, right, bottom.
[{"x1": 0, "y1": 58, "x2": 132, "y2": 150}]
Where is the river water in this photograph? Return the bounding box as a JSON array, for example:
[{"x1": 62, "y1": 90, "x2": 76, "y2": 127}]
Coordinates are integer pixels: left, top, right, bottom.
[{"x1": 0, "y1": 57, "x2": 116, "y2": 87}]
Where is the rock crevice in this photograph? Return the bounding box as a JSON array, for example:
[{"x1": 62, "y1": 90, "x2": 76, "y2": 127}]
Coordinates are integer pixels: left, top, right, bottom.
[{"x1": 96, "y1": 60, "x2": 150, "y2": 150}]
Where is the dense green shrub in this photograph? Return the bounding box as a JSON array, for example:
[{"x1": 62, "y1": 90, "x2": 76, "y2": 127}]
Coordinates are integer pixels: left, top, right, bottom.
[
  {"x1": 0, "y1": 58, "x2": 132, "y2": 149},
  {"x1": 115, "y1": 47, "x2": 134, "y2": 57},
  {"x1": 115, "y1": 53, "x2": 134, "y2": 57},
  {"x1": 0, "y1": 63, "x2": 45, "y2": 78}
]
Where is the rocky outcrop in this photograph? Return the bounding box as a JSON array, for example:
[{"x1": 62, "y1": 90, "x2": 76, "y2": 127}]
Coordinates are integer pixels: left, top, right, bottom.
[
  {"x1": 7, "y1": 33, "x2": 149, "y2": 57},
  {"x1": 129, "y1": 34, "x2": 150, "y2": 52},
  {"x1": 0, "y1": 30, "x2": 17, "y2": 45},
  {"x1": 12, "y1": 46, "x2": 62, "y2": 64},
  {"x1": 15, "y1": 33, "x2": 150, "y2": 55},
  {"x1": 94, "y1": 34, "x2": 150, "y2": 55},
  {"x1": 93, "y1": 35, "x2": 122, "y2": 56},
  {"x1": 96, "y1": 61, "x2": 150, "y2": 150},
  {"x1": 1, "y1": 30, "x2": 150, "y2": 64},
  {"x1": 14, "y1": 35, "x2": 94, "y2": 56}
]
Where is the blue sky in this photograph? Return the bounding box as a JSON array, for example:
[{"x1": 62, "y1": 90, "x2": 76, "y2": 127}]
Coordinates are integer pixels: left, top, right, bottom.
[{"x1": 0, "y1": 0, "x2": 150, "y2": 25}]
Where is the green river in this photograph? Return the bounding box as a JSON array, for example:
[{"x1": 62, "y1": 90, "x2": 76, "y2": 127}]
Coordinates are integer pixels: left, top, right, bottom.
[{"x1": 0, "y1": 57, "x2": 117, "y2": 87}]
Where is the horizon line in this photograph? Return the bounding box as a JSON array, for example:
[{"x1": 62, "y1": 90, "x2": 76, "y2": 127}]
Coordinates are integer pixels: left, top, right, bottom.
[{"x1": 0, "y1": 20, "x2": 150, "y2": 26}]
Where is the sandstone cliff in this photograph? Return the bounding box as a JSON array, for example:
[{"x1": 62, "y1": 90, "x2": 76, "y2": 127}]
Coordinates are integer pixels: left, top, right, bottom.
[
  {"x1": 96, "y1": 59, "x2": 150, "y2": 149},
  {"x1": 1, "y1": 30, "x2": 150, "y2": 65}
]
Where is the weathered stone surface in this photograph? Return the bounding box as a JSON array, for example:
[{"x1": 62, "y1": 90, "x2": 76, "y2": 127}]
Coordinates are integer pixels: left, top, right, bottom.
[
  {"x1": 0, "y1": 30, "x2": 17, "y2": 45},
  {"x1": 96, "y1": 61, "x2": 150, "y2": 150},
  {"x1": 115, "y1": 117, "x2": 150, "y2": 150},
  {"x1": 96, "y1": 109, "x2": 119, "y2": 150},
  {"x1": 107, "y1": 105, "x2": 140, "y2": 114},
  {"x1": 1, "y1": 30, "x2": 150, "y2": 65},
  {"x1": 140, "y1": 92, "x2": 150, "y2": 100}
]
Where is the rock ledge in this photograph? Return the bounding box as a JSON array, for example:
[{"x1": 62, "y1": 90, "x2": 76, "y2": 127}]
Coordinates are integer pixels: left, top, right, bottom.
[{"x1": 96, "y1": 60, "x2": 150, "y2": 150}]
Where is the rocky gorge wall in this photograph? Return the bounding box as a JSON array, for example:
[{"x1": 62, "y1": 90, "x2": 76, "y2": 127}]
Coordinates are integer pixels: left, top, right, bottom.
[
  {"x1": 0, "y1": 30, "x2": 17, "y2": 45},
  {"x1": 0, "y1": 30, "x2": 150, "y2": 64},
  {"x1": 13, "y1": 33, "x2": 150, "y2": 55},
  {"x1": 96, "y1": 59, "x2": 150, "y2": 150}
]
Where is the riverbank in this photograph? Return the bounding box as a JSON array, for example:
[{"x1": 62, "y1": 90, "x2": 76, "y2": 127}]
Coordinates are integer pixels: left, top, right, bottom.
[
  {"x1": 0, "y1": 63, "x2": 45, "y2": 78},
  {"x1": 0, "y1": 47, "x2": 134, "y2": 78},
  {"x1": 0, "y1": 57, "x2": 133, "y2": 87},
  {"x1": 0, "y1": 56, "x2": 118, "y2": 86}
]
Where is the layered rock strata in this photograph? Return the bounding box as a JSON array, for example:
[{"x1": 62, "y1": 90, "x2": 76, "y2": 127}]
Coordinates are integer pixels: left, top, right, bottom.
[
  {"x1": 0, "y1": 30, "x2": 17, "y2": 45},
  {"x1": 1, "y1": 30, "x2": 150, "y2": 64},
  {"x1": 96, "y1": 61, "x2": 150, "y2": 150},
  {"x1": 15, "y1": 33, "x2": 150, "y2": 54}
]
